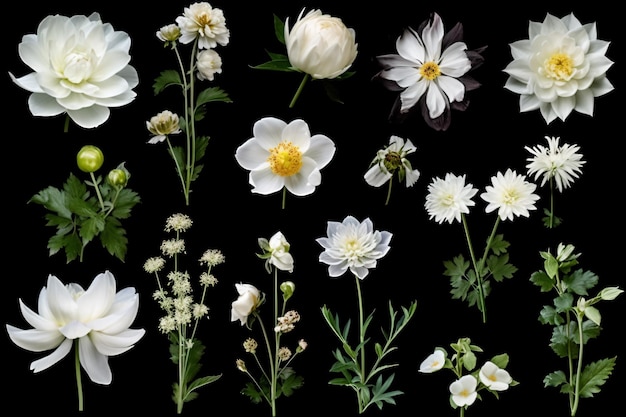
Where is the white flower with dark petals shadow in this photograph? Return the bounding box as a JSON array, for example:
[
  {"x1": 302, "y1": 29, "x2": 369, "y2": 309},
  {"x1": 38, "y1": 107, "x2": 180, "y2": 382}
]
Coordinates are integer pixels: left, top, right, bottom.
[{"x1": 6, "y1": 271, "x2": 145, "y2": 411}]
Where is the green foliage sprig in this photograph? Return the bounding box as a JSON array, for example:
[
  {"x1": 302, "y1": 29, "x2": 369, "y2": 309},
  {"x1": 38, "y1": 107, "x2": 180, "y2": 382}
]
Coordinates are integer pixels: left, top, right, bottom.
[{"x1": 530, "y1": 243, "x2": 623, "y2": 416}]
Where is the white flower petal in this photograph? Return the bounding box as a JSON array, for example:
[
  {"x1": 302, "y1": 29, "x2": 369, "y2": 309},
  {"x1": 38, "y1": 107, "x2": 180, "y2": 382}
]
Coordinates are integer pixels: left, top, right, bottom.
[
  {"x1": 79, "y1": 335, "x2": 112, "y2": 385},
  {"x1": 29, "y1": 338, "x2": 73, "y2": 373}
]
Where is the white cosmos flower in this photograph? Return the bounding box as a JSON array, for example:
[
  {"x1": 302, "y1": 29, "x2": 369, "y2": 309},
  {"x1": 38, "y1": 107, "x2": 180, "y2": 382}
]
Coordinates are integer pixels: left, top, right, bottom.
[
  {"x1": 503, "y1": 13, "x2": 614, "y2": 124},
  {"x1": 425, "y1": 173, "x2": 478, "y2": 224},
  {"x1": 481, "y1": 169, "x2": 540, "y2": 221},
  {"x1": 9, "y1": 13, "x2": 139, "y2": 129},
  {"x1": 6, "y1": 271, "x2": 145, "y2": 385},
  {"x1": 231, "y1": 283, "x2": 261, "y2": 326},
  {"x1": 479, "y1": 361, "x2": 513, "y2": 391},
  {"x1": 364, "y1": 135, "x2": 420, "y2": 188},
  {"x1": 235, "y1": 117, "x2": 336, "y2": 197},
  {"x1": 449, "y1": 374, "x2": 478, "y2": 407},
  {"x1": 316, "y1": 216, "x2": 392, "y2": 280},
  {"x1": 374, "y1": 12, "x2": 484, "y2": 131},
  {"x1": 418, "y1": 349, "x2": 446, "y2": 373},
  {"x1": 525, "y1": 136, "x2": 585, "y2": 192},
  {"x1": 176, "y1": 2, "x2": 230, "y2": 50}
]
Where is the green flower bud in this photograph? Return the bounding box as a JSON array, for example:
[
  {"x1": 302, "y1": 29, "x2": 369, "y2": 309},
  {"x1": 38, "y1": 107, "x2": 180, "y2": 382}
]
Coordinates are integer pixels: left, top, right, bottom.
[
  {"x1": 107, "y1": 168, "x2": 128, "y2": 187},
  {"x1": 77, "y1": 145, "x2": 104, "y2": 173},
  {"x1": 280, "y1": 281, "x2": 295, "y2": 300},
  {"x1": 600, "y1": 286, "x2": 624, "y2": 301}
]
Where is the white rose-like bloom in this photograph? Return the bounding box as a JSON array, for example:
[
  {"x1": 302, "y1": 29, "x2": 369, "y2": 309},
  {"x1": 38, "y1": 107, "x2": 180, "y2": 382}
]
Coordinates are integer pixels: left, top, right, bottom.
[
  {"x1": 235, "y1": 117, "x2": 336, "y2": 197},
  {"x1": 449, "y1": 374, "x2": 478, "y2": 407},
  {"x1": 317, "y1": 216, "x2": 392, "y2": 280},
  {"x1": 176, "y1": 2, "x2": 230, "y2": 50},
  {"x1": 525, "y1": 136, "x2": 585, "y2": 192},
  {"x1": 481, "y1": 169, "x2": 540, "y2": 221},
  {"x1": 9, "y1": 13, "x2": 139, "y2": 129},
  {"x1": 503, "y1": 13, "x2": 614, "y2": 124},
  {"x1": 425, "y1": 173, "x2": 478, "y2": 224},
  {"x1": 284, "y1": 8, "x2": 358, "y2": 79},
  {"x1": 364, "y1": 135, "x2": 420, "y2": 188},
  {"x1": 268, "y1": 231, "x2": 294, "y2": 273},
  {"x1": 196, "y1": 49, "x2": 222, "y2": 81},
  {"x1": 146, "y1": 110, "x2": 182, "y2": 144},
  {"x1": 231, "y1": 283, "x2": 261, "y2": 326},
  {"x1": 479, "y1": 361, "x2": 513, "y2": 391},
  {"x1": 6, "y1": 271, "x2": 145, "y2": 385},
  {"x1": 418, "y1": 349, "x2": 446, "y2": 373}
]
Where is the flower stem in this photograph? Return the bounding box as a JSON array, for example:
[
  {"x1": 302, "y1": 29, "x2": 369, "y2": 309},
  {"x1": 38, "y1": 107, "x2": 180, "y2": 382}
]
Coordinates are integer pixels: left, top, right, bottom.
[
  {"x1": 385, "y1": 178, "x2": 393, "y2": 205},
  {"x1": 571, "y1": 313, "x2": 585, "y2": 416},
  {"x1": 289, "y1": 73, "x2": 310, "y2": 108},
  {"x1": 461, "y1": 214, "x2": 487, "y2": 323},
  {"x1": 549, "y1": 178, "x2": 555, "y2": 228},
  {"x1": 74, "y1": 340, "x2": 84, "y2": 411},
  {"x1": 89, "y1": 172, "x2": 106, "y2": 213},
  {"x1": 355, "y1": 275, "x2": 366, "y2": 413},
  {"x1": 281, "y1": 187, "x2": 286, "y2": 210}
]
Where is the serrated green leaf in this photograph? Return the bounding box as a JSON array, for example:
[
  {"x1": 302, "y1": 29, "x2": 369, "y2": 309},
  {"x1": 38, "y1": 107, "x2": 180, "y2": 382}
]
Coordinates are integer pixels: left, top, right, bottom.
[
  {"x1": 100, "y1": 216, "x2": 128, "y2": 262},
  {"x1": 578, "y1": 357, "x2": 616, "y2": 398},
  {"x1": 153, "y1": 69, "x2": 183, "y2": 95},
  {"x1": 530, "y1": 270, "x2": 555, "y2": 292},
  {"x1": 544, "y1": 370, "x2": 568, "y2": 388},
  {"x1": 564, "y1": 269, "x2": 599, "y2": 296},
  {"x1": 487, "y1": 253, "x2": 518, "y2": 282},
  {"x1": 29, "y1": 186, "x2": 73, "y2": 219},
  {"x1": 195, "y1": 87, "x2": 232, "y2": 108}
]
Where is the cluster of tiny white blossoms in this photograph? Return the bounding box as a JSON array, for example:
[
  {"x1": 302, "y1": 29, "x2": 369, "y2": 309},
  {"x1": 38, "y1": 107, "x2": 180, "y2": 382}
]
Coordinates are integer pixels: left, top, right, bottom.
[{"x1": 275, "y1": 310, "x2": 301, "y2": 333}]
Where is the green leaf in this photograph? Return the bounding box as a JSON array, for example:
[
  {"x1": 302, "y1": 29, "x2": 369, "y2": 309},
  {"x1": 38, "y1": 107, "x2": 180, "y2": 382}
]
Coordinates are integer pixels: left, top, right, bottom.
[
  {"x1": 100, "y1": 216, "x2": 128, "y2": 262},
  {"x1": 544, "y1": 370, "x2": 568, "y2": 388},
  {"x1": 153, "y1": 69, "x2": 183, "y2": 95},
  {"x1": 487, "y1": 234, "x2": 510, "y2": 255},
  {"x1": 564, "y1": 269, "x2": 599, "y2": 296},
  {"x1": 578, "y1": 357, "x2": 616, "y2": 398},
  {"x1": 251, "y1": 56, "x2": 294, "y2": 72},
  {"x1": 486, "y1": 253, "x2": 518, "y2": 282},
  {"x1": 273, "y1": 14, "x2": 285, "y2": 44},
  {"x1": 367, "y1": 374, "x2": 404, "y2": 411},
  {"x1": 109, "y1": 188, "x2": 141, "y2": 219},
  {"x1": 530, "y1": 270, "x2": 555, "y2": 292},
  {"x1": 29, "y1": 186, "x2": 72, "y2": 219},
  {"x1": 195, "y1": 87, "x2": 232, "y2": 108}
]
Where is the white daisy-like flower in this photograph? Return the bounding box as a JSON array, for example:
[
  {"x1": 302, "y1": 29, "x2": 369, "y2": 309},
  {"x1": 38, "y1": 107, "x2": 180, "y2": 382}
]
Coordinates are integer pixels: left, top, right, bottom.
[
  {"x1": 449, "y1": 374, "x2": 478, "y2": 407},
  {"x1": 479, "y1": 361, "x2": 513, "y2": 391},
  {"x1": 503, "y1": 13, "x2": 614, "y2": 124},
  {"x1": 235, "y1": 117, "x2": 336, "y2": 198},
  {"x1": 374, "y1": 12, "x2": 484, "y2": 131},
  {"x1": 525, "y1": 136, "x2": 585, "y2": 192},
  {"x1": 316, "y1": 215, "x2": 392, "y2": 280},
  {"x1": 175, "y1": 2, "x2": 230, "y2": 50},
  {"x1": 364, "y1": 135, "x2": 420, "y2": 188},
  {"x1": 418, "y1": 349, "x2": 446, "y2": 373},
  {"x1": 425, "y1": 173, "x2": 478, "y2": 224},
  {"x1": 480, "y1": 169, "x2": 540, "y2": 221}
]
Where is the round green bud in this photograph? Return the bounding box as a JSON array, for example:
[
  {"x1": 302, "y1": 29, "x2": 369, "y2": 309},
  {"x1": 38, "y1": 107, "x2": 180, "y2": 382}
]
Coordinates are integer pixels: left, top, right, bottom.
[
  {"x1": 107, "y1": 168, "x2": 128, "y2": 187},
  {"x1": 77, "y1": 145, "x2": 104, "y2": 173}
]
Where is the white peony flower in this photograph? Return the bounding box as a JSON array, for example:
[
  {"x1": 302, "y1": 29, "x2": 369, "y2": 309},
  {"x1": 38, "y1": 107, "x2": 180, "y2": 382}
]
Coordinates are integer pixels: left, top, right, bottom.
[
  {"x1": 425, "y1": 173, "x2": 478, "y2": 224},
  {"x1": 479, "y1": 361, "x2": 513, "y2": 391},
  {"x1": 316, "y1": 215, "x2": 392, "y2": 280},
  {"x1": 449, "y1": 374, "x2": 478, "y2": 407},
  {"x1": 503, "y1": 13, "x2": 614, "y2": 124},
  {"x1": 230, "y1": 283, "x2": 261, "y2": 326},
  {"x1": 196, "y1": 49, "x2": 222, "y2": 81},
  {"x1": 9, "y1": 13, "x2": 139, "y2": 129},
  {"x1": 6, "y1": 271, "x2": 145, "y2": 385},
  {"x1": 284, "y1": 8, "x2": 358, "y2": 80},
  {"x1": 235, "y1": 117, "x2": 336, "y2": 199},
  {"x1": 418, "y1": 349, "x2": 446, "y2": 373},
  {"x1": 176, "y1": 2, "x2": 230, "y2": 50},
  {"x1": 480, "y1": 169, "x2": 540, "y2": 221}
]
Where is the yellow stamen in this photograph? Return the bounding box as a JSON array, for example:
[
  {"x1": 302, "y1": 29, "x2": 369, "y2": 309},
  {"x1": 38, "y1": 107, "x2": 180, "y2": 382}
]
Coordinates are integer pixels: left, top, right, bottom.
[
  {"x1": 544, "y1": 53, "x2": 573, "y2": 81},
  {"x1": 420, "y1": 61, "x2": 441, "y2": 80},
  {"x1": 268, "y1": 141, "x2": 303, "y2": 177}
]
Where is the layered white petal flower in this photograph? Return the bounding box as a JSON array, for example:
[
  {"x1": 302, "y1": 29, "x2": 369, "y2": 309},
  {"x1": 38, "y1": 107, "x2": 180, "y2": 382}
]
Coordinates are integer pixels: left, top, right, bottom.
[
  {"x1": 419, "y1": 349, "x2": 446, "y2": 373},
  {"x1": 235, "y1": 117, "x2": 336, "y2": 197},
  {"x1": 449, "y1": 374, "x2": 478, "y2": 407},
  {"x1": 196, "y1": 49, "x2": 222, "y2": 81},
  {"x1": 481, "y1": 169, "x2": 540, "y2": 221},
  {"x1": 479, "y1": 361, "x2": 513, "y2": 391},
  {"x1": 316, "y1": 216, "x2": 392, "y2": 279},
  {"x1": 503, "y1": 13, "x2": 614, "y2": 123},
  {"x1": 364, "y1": 135, "x2": 420, "y2": 188},
  {"x1": 425, "y1": 173, "x2": 478, "y2": 224},
  {"x1": 9, "y1": 13, "x2": 138, "y2": 129},
  {"x1": 525, "y1": 136, "x2": 585, "y2": 192},
  {"x1": 231, "y1": 283, "x2": 261, "y2": 326},
  {"x1": 6, "y1": 271, "x2": 145, "y2": 385},
  {"x1": 176, "y1": 2, "x2": 230, "y2": 50},
  {"x1": 268, "y1": 231, "x2": 294, "y2": 273}
]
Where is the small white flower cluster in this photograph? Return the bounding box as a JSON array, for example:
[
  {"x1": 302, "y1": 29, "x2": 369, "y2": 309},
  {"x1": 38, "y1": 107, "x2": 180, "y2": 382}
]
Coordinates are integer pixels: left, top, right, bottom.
[{"x1": 274, "y1": 310, "x2": 301, "y2": 333}]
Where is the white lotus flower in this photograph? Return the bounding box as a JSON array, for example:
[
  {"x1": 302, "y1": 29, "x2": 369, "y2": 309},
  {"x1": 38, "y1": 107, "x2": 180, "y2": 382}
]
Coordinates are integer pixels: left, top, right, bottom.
[
  {"x1": 479, "y1": 361, "x2": 513, "y2": 391},
  {"x1": 6, "y1": 271, "x2": 145, "y2": 385},
  {"x1": 316, "y1": 215, "x2": 392, "y2": 279},
  {"x1": 231, "y1": 283, "x2": 261, "y2": 326},
  {"x1": 9, "y1": 13, "x2": 139, "y2": 129},
  {"x1": 503, "y1": 13, "x2": 614, "y2": 123}
]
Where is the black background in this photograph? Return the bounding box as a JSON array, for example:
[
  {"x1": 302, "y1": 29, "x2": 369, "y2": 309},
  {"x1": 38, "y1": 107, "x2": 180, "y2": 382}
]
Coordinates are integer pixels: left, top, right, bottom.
[{"x1": 4, "y1": 1, "x2": 624, "y2": 416}]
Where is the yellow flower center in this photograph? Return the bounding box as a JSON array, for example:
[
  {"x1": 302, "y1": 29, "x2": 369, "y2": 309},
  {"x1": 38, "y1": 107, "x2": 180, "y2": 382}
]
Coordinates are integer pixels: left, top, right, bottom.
[
  {"x1": 420, "y1": 61, "x2": 441, "y2": 80},
  {"x1": 544, "y1": 53, "x2": 573, "y2": 81},
  {"x1": 503, "y1": 189, "x2": 519, "y2": 205},
  {"x1": 268, "y1": 141, "x2": 303, "y2": 177}
]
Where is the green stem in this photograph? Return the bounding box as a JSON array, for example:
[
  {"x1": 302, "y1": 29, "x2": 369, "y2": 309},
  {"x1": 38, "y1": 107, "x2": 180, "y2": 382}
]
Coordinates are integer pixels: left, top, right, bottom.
[
  {"x1": 385, "y1": 178, "x2": 393, "y2": 206},
  {"x1": 549, "y1": 178, "x2": 555, "y2": 228},
  {"x1": 289, "y1": 73, "x2": 310, "y2": 108},
  {"x1": 355, "y1": 275, "x2": 365, "y2": 414},
  {"x1": 74, "y1": 340, "x2": 84, "y2": 411},
  {"x1": 166, "y1": 137, "x2": 187, "y2": 199},
  {"x1": 571, "y1": 313, "x2": 585, "y2": 416},
  {"x1": 281, "y1": 187, "x2": 286, "y2": 210},
  {"x1": 89, "y1": 172, "x2": 106, "y2": 213},
  {"x1": 257, "y1": 310, "x2": 276, "y2": 416},
  {"x1": 461, "y1": 214, "x2": 487, "y2": 323}
]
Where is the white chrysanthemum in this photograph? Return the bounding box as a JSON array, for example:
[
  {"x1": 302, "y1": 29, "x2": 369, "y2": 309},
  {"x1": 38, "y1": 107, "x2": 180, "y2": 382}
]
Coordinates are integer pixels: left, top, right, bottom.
[
  {"x1": 481, "y1": 169, "x2": 540, "y2": 221},
  {"x1": 9, "y1": 13, "x2": 139, "y2": 129},
  {"x1": 419, "y1": 349, "x2": 446, "y2": 373},
  {"x1": 525, "y1": 136, "x2": 585, "y2": 192},
  {"x1": 479, "y1": 361, "x2": 513, "y2": 391},
  {"x1": 364, "y1": 135, "x2": 420, "y2": 188},
  {"x1": 235, "y1": 117, "x2": 336, "y2": 197},
  {"x1": 425, "y1": 173, "x2": 478, "y2": 224},
  {"x1": 375, "y1": 13, "x2": 472, "y2": 119},
  {"x1": 6, "y1": 271, "x2": 145, "y2": 385},
  {"x1": 449, "y1": 374, "x2": 478, "y2": 407},
  {"x1": 316, "y1": 216, "x2": 392, "y2": 279},
  {"x1": 176, "y1": 2, "x2": 230, "y2": 50},
  {"x1": 503, "y1": 13, "x2": 614, "y2": 124}
]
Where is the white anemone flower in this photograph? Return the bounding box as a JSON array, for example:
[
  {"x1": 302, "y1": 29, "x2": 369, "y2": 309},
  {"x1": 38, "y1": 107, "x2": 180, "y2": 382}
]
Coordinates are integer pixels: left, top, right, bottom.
[
  {"x1": 235, "y1": 117, "x2": 336, "y2": 198},
  {"x1": 316, "y1": 215, "x2": 392, "y2": 280},
  {"x1": 231, "y1": 283, "x2": 261, "y2": 326},
  {"x1": 481, "y1": 169, "x2": 540, "y2": 221},
  {"x1": 418, "y1": 349, "x2": 446, "y2": 373},
  {"x1": 479, "y1": 361, "x2": 513, "y2": 391},
  {"x1": 449, "y1": 374, "x2": 478, "y2": 407},
  {"x1": 9, "y1": 13, "x2": 139, "y2": 129},
  {"x1": 425, "y1": 173, "x2": 478, "y2": 224},
  {"x1": 176, "y1": 2, "x2": 230, "y2": 50},
  {"x1": 503, "y1": 13, "x2": 614, "y2": 124},
  {"x1": 6, "y1": 271, "x2": 145, "y2": 385},
  {"x1": 525, "y1": 136, "x2": 585, "y2": 192},
  {"x1": 364, "y1": 135, "x2": 420, "y2": 188},
  {"x1": 268, "y1": 231, "x2": 294, "y2": 273}
]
